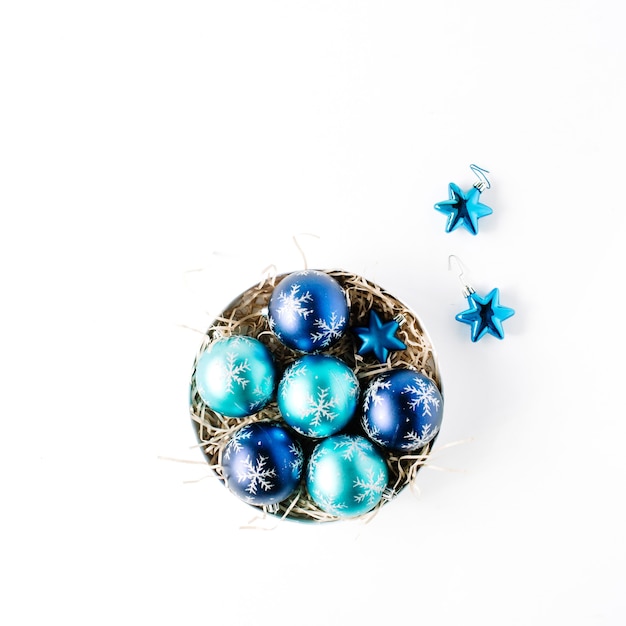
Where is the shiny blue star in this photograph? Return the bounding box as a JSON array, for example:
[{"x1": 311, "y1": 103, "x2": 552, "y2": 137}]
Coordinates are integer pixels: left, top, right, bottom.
[
  {"x1": 434, "y1": 183, "x2": 493, "y2": 235},
  {"x1": 353, "y1": 310, "x2": 407, "y2": 363},
  {"x1": 455, "y1": 288, "x2": 515, "y2": 342}
]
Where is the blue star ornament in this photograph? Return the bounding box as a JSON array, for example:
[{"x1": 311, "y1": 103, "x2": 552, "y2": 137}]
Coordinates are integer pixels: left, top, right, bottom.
[
  {"x1": 434, "y1": 183, "x2": 493, "y2": 235},
  {"x1": 455, "y1": 288, "x2": 515, "y2": 342},
  {"x1": 353, "y1": 310, "x2": 407, "y2": 363}
]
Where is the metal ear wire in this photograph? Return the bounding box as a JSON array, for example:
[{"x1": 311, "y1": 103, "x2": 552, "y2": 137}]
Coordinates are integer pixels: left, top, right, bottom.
[
  {"x1": 469, "y1": 164, "x2": 491, "y2": 191},
  {"x1": 448, "y1": 254, "x2": 475, "y2": 297}
]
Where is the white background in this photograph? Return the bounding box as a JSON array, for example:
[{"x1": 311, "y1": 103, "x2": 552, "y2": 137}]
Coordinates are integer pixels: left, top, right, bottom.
[{"x1": 1, "y1": 1, "x2": 625, "y2": 624}]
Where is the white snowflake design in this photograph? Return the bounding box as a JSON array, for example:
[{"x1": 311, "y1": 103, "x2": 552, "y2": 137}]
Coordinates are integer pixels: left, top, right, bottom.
[
  {"x1": 332, "y1": 436, "x2": 374, "y2": 461},
  {"x1": 305, "y1": 386, "x2": 338, "y2": 427},
  {"x1": 310, "y1": 311, "x2": 347, "y2": 348},
  {"x1": 332, "y1": 370, "x2": 359, "y2": 399},
  {"x1": 362, "y1": 422, "x2": 385, "y2": 447},
  {"x1": 237, "y1": 453, "x2": 277, "y2": 495},
  {"x1": 247, "y1": 375, "x2": 274, "y2": 412},
  {"x1": 289, "y1": 443, "x2": 304, "y2": 473},
  {"x1": 279, "y1": 361, "x2": 308, "y2": 399},
  {"x1": 363, "y1": 376, "x2": 392, "y2": 412},
  {"x1": 312, "y1": 491, "x2": 348, "y2": 516},
  {"x1": 289, "y1": 423, "x2": 317, "y2": 438},
  {"x1": 353, "y1": 468, "x2": 387, "y2": 506},
  {"x1": 274, "y1": 283, "x2": 313, "y2": 322},
  {"x1": 218, "y1": 350, "x2": 250, "y2": 395},
  {"x1": 223, "y1": 426, "x2": 253, "y2": 461},
  {"x1": 307, "y1": 445, "x2": 328, "y2": 478},
  {"x1": 403, "y1": 376, "x2": 441, "y2": 417},
  {"x1": 401, "y1": 423, "x2": 440, "y2": 450}
]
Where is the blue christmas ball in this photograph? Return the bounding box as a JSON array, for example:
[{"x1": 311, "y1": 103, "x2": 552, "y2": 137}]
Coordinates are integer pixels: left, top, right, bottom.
[
  {"x1": 277, "y1": 354, "x2": 360, "y2": 438},
  {"x1": 361, "y1": 369, "x2": 443, "y2": 451},
  {"x1": 267, "y1": 270, "x2": 349, "y2": 352},
  {"x1": 306, "y1": 434, "x2": 389, "y2": 518},
  {"x1": 194, "y1": 336, "x2": 276, "y2": 418},
  {"x1": 221, "y1": 421, "x2": 304, "y2": 507}
]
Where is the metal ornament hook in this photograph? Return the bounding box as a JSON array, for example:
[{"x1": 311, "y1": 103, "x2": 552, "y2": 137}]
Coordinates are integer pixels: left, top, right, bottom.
[
  {"x1": 448, "y1": 254, "x2": 475, "y2": 297},
  {"x1": 469, "y1": 164, "x2": 491, "y2": 191}
]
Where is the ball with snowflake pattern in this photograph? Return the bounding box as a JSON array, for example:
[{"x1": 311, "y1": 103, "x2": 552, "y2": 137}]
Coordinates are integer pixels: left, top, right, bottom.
[
  {"x1": 194, "y1": 336, "x2": 276, "y2": 418},
  {"x1": 221, "y1": 422, "x2": 304, "y2": 507},
  {"x1": 361, "y1": 369, "x2": 443, "y2": 452},
  {"x1": 306, "y1": 434, "x2": 389, "y2": 518},
  {"x1": 267, "y1": 270, "x2": 349, "y2": 353},
  {"x1": 277, "y1": 354, "x2": 360, "y2": 438}
]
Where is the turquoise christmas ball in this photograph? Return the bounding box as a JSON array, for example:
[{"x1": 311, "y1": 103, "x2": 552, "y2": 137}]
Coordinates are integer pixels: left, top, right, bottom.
[
  {"x1": 306, "y1": 434, "x2": 389, "y2": 518},
  {"x1": 221, "y1": 422, "x2": 304, "y2": 507},
  {"x1": 267, "y1": 270, "x2": 349, "y2": 352},
  {"x1": 277, "y1": 354, "x2": 360, "y2": 438},
  {"x1": 361, "y1": 369, "x2": 443, "y2": 451},
  {"x1": 194, "y1": 336, "x2": 276, "y2": 418}
]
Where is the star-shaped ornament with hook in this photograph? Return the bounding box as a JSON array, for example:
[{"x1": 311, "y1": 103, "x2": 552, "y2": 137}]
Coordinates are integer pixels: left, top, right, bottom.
[
  {"x1": 434, "y1": 164, "x2": 493, "y2": 235},
  {"x1": 448, "y1": 255, "x2": 515, "y2": 342}
]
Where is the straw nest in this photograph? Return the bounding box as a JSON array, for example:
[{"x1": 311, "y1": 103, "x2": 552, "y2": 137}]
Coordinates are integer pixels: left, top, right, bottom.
[{"x1": 189, "y1": 269, "x2": 443, "y2": 523}]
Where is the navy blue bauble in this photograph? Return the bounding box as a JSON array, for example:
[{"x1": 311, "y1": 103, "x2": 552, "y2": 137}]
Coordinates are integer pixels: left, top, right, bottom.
[
  {"x1": 361, "y1": 369, "x2": 443, "y2": 452},
  {"x1": 267, "y1": 270, "x2": 349, "y2": 352},
  {"x1": 221, "y1": 422, "x2": 304, "y2": 507}
]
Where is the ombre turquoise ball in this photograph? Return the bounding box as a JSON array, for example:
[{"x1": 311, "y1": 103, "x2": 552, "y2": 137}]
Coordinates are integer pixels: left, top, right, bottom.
[
  {"x1": 277, "y1": 354, "x2": 359, "y2": 438},
  {"x1": 194, "y1": 336, "x2": 276, "y2": 418},
  {"x1": 306, "y1": 435, "x2": 389, "y2": 518}
]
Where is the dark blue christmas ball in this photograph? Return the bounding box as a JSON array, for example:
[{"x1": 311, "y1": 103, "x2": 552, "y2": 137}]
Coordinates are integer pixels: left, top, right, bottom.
[
  {"x1": 361, "y1": 369, "x2": 443, "y2": 452},
  {"x1": 267, "y1": 270, "x2": 349, "y2": 352},
  {"x1": 221, "y1": 422, "x2": 304, "y2": 507},
  {"x1": 195, "y1": 336, "x2": 276, "y2": 418},
  {"x1": 277, "y1": 354, "x2": 360, "y2": 438}
]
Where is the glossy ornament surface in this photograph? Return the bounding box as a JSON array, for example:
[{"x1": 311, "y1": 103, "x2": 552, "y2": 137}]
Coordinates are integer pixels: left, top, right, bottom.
[
  {"x1": 194, "y1": 336, "x2": 276, "y2": 418},
  {"x1": 353, "y1": 309, "x2": 406, "y2": 363},
  {"x1": 361, "y1": 368, "x2": 443, "y2": 451},
  {"x1": 434, "y1": 182, "x2": 492, "y2": 235},
  {"x1": 267, "y1": 270, "x2": 349, "y2": 352},
  {"x1": 278, "y1": 354, "x2": 359, "y2": 438},
  {"x1": 455, "y1": 288, "x2": 515, "y2": 342},
  {"x1": 306, "y1": 434, "x2": 389, "y2": 518},
  {"x1": 221, "y1": 422, "x2": 304, "y2": 507}
]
